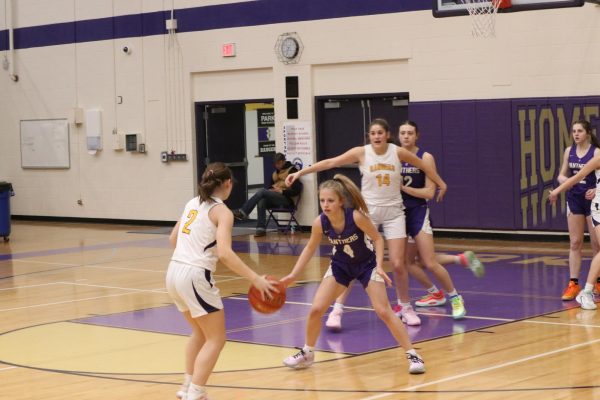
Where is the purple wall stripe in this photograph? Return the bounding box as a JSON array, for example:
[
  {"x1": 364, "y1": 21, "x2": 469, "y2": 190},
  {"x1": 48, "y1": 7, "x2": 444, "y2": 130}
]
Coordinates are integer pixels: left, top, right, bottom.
[
  {"x1": 0, "y1": 30, "x2": 7, "y2": 50},
  {"x1": 0, "y1": 0, "x2": 429, "y2": 51}
]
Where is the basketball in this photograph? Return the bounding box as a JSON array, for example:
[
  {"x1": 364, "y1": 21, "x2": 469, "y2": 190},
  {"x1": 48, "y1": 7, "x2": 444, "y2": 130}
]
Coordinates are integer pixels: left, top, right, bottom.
[{"x1": 248, "y1": 276, "x2": 286, "y2": 314}]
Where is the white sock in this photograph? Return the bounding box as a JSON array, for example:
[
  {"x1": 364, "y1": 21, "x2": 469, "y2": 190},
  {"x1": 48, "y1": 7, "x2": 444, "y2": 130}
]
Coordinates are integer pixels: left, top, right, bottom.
[
  {"x1": 333, "y1": 302, "x2": 344, "y2": 311},
  {"x1": 448, "y1": 289, "x2": 458, "y2": 297},
  {"x1": 187, "y1": 383, "x2": 207, "y2": 400},
  {"x1": 585, "y1": 283, "x2": 594, "y2": 293},
  {"x1": 426, "y1": 285, "x2": 439, "y2": 294},
  {"x1": 406, "y1": 348, "x2": 418, "y2": 357},
  {"x1": 302, "y1": 344, "x2": 314, "y2": 353},
  {"x1": 400, "y1": 302, "x2": 411, "y2": 309},
  {"x1": 179, "y1": 373, "x2": 192, "y2": 393}
]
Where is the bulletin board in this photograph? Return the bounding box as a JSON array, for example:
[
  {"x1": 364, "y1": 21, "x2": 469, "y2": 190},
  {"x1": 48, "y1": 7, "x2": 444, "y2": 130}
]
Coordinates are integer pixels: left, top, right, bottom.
[{"x1": 20, "y1": 119, "x2": 70, "y2": 169}]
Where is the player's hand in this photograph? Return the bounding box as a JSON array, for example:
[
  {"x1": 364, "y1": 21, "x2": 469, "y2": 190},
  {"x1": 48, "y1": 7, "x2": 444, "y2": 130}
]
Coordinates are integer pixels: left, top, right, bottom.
[
  {"x1": 285, "y1": 172, "x2": 299, "y2": 187},
  {"x1": 376, "y1": 266, "x2": 393, "y2": 287},
  {"x1": 436, "y1": 183, "x2": 447, "y2": 202},
  {"x1": 548, "y1": 189, "x2": 558, "y2": 204},
  {"x1": 252, "y1": 275, "x2": 278, "y2": 301},
  {"x1": 585, "y1": 188, "x2": 595, "y2": 200},
  {"x1": 280, "y1": 274, "x2": 295, "y2": 287}
]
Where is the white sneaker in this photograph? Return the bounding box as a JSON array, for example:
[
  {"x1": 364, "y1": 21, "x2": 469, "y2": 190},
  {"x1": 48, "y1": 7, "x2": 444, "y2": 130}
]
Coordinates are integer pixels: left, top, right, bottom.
[
  {"x1": 176, "y1": 389, "x2": 187, "y2": 400},
  {"x1": 450, "y1": 295, "x2": 466, "y2": 319},
  {"x1": 576, "y1": 291, "x2": 597, "y2": 310},
  {"x1": 393, "y1": 304, "x2": 422, "y2": 326},
  {"x1": 283, "y1": 348, "x2": 315, "y2": 369},
  {"x1": 325, "y1": 308, "x2": 343, "y2": 332},
  {"x1": 406, "y1": 352, "x2": 426, "y2": 374}
]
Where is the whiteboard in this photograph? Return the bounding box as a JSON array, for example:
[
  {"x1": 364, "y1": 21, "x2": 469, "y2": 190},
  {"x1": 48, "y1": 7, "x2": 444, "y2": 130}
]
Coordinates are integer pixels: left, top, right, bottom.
[{"x1": 20, "y1": 119, "x2": 70, "y2": 169}]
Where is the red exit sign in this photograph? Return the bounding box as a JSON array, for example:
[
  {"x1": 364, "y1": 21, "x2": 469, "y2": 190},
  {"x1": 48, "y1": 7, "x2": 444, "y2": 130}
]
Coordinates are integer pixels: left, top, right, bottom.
[{"x1": 222, "y1": 43, "x2": 236, "y2": 57}]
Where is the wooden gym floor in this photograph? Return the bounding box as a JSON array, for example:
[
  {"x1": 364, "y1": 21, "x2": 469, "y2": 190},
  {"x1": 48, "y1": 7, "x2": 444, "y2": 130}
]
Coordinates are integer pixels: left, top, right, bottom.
[{"x1": 1, "y1": 220, "x2": 599, "y2": 399}]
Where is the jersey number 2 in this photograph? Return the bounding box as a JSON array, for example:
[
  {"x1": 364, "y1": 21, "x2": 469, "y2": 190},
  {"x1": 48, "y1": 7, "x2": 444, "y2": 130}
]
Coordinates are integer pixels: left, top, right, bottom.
[{"x1": 181, "y1": 210, "x2": 198, "y2": 234}]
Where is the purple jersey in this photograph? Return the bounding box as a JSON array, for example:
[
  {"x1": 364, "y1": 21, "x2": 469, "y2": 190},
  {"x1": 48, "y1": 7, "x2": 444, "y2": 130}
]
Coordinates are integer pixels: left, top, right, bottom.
[
  {"x1": 567, "y1": 145, "x2": 596, "y2": 198},
  {"x1": 320, "y1": 208, "x2": 374, "y2": 264},
  {"x1": 401, "y1": 148, "x2": 427, "y2": 208}
]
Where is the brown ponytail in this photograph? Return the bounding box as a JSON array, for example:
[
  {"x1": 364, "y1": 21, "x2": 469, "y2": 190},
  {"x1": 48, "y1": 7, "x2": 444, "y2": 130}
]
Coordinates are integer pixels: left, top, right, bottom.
[
  {"x1": 198, "y1": 162, "x2": 232, "y2": 202},
  {"x1": 319, "y1": 174, "x2": 369, "y2": 215}
]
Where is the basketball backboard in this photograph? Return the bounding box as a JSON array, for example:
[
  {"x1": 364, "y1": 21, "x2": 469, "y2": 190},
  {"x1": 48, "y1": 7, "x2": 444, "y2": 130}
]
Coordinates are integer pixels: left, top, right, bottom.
[{"x1": 433, "y1": 0, "x2": 585, "y2": 17}]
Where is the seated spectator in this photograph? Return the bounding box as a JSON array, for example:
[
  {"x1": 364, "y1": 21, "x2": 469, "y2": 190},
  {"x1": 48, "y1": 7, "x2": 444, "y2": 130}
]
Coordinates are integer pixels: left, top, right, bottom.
[{"x1": 233, "y1": 153, "x2": 303, "y2": 237}]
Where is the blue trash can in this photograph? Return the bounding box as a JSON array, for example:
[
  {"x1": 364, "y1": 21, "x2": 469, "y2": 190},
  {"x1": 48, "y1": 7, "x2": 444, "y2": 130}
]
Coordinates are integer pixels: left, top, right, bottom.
[{"x1": 0, "y1": 182, "x2": 14, "y2": 242}]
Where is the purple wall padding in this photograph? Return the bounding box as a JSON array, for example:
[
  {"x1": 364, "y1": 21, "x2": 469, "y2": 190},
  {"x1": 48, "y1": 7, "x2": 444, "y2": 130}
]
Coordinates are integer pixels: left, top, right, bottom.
[
  {"x1": 475, "y1": 100, "x2": 514, "y2": 229},
  {"x1": 412, "y1": 100, "x2": 509, "y2": 229},
  {"x1": 439, "y1": 101, "x2": 479, "y2": 228},
  {"x1": 411, "y1": 96, "x2": 600, "y2": 231},
  {"x1": 409, "y1": 102, "x2": 445, "y2": 226}
]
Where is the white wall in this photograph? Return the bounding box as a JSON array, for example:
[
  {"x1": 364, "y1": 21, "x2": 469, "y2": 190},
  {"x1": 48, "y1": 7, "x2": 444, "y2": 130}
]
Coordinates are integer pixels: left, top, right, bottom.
[{"x1": 1, "y1": 2, "x2": 599, "y2": 222}]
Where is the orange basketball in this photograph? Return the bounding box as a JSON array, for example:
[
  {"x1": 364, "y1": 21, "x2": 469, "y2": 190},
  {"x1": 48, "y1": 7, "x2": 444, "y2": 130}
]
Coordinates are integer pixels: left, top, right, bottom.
[{"x1": 248, "y1": 276, "x2": 286, "y2": 314}]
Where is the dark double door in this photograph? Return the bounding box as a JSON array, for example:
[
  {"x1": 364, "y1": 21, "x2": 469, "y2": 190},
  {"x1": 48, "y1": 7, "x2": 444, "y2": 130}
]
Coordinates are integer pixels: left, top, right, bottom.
[
  {"x1": 315, "y1": 94, "x2": 409, "y2": 187},
  {"x1": 195, "y1": 94, "x2": 408, "y2": 209},
  {"x1": 195, "y1": 102, "x2": 248, "y2": 210}
]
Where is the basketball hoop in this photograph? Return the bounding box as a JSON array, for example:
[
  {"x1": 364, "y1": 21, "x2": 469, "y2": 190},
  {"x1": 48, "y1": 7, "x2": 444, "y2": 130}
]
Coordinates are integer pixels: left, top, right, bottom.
[{"x1": 462, "y1": 0, "x2": 511, "y2": 38}]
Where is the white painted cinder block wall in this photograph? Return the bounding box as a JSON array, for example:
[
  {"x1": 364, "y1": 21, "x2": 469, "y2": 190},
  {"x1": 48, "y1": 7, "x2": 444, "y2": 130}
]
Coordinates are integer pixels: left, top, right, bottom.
[{"x1": 0, "y1": 1, "x2": 599, "y2": 223}]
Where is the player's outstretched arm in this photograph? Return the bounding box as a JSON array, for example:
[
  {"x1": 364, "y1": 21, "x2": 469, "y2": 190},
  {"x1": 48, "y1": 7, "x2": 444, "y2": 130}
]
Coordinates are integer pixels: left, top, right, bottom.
[
  {"x1": 549, "y1": 155, "x2": 600, "y2": 204},
  {"x1": 281, "y1": 217, "x2": 323, "y2": 285},
  {"x1": 285, "y1": 147, "x2": 363, "y2": 186}
]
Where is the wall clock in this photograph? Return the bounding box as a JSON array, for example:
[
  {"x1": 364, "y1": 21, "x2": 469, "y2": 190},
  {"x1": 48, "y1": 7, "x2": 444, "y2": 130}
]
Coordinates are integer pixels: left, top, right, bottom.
[{"x1": 275, "y1": 33, "x2": 303, "y2": 64}]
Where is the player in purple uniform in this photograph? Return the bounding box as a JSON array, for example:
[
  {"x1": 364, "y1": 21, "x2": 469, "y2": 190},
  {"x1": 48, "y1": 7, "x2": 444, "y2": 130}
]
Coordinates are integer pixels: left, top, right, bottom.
[
  {"x1": 280, "y1": 174, "x2": 425, "y2": 374},
  {"x1": 549, "y1": 121, "x2": 600, "y2": 310},
  {"x1": 323, "y1": 122, "x2": 482, "y2": 331},
  {"x1": 556, "y1": 119, "x2": 600, "y2": 301},
  {"x1": 287, "y1": 119, "x2": 447, "y2": 329},
  {"x1": 398, "y1": 121, "x2": 484, "y2": 320}
]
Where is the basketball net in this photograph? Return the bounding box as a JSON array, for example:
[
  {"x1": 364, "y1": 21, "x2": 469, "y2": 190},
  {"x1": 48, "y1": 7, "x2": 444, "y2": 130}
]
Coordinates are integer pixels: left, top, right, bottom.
[{"x1": 461, "y1": 0, "x2": 511, "y2": 38}]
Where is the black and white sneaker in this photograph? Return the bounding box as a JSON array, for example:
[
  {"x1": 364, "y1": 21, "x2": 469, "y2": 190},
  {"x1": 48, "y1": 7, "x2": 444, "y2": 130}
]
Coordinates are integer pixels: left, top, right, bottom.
[
  {"x1": 407, "y1": 353, "x2": 425, "y2": 374},
  {"x1": 283, "y1": 348, "x2": 315, "y2": 369}
]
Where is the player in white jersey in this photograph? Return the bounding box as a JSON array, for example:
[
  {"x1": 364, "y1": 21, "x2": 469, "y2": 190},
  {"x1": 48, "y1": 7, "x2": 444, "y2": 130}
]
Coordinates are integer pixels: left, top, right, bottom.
[
  {"x1": 550, "y1": 121, "x2": 600, "y2": 311},
  {"x1": 286, "y1": 118, "x2": 447, "y2": 327},
  {"x1": 166, "y1": 162, "x2": 276, "y2": 400}
]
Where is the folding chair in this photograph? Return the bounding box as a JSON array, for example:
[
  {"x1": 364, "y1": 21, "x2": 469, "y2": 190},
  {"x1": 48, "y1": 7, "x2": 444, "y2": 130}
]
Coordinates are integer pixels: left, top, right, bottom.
[{"x1": 266, "y1": 193, "x2": 301, "y2": 233}]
